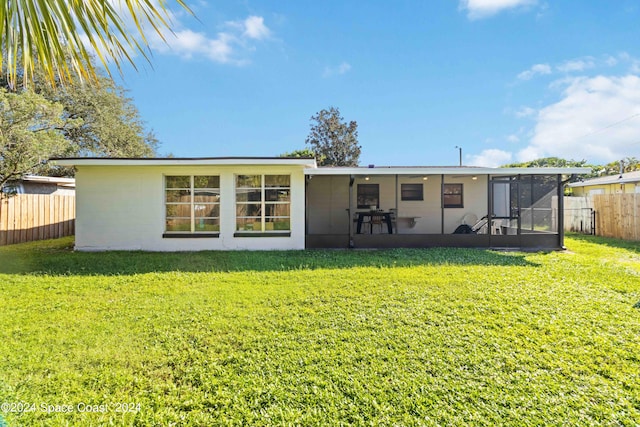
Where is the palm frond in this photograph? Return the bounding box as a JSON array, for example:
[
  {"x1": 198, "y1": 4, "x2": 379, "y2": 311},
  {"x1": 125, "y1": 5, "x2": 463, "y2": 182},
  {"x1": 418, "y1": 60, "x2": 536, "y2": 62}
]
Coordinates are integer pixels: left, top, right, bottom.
[{"x1": 0, "y1": 0, "x2": 192, "y2": 88}]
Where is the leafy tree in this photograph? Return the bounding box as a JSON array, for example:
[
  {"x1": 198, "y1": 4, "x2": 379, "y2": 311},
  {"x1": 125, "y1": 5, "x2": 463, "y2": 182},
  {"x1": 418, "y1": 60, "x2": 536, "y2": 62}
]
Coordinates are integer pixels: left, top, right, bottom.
[
  {"x1": 502, "y1": 157, "x2": 597, "y2": 180},
  {"x1": 279, "y1": 148, "x2": 325, "y2": 164},
  {"x1": 1, "y1": 0, "x2": 191, "y2": 88},
  {"x1": 0, "y1": 63, "x2": 158, "y2": 178},
  {"x1": 279, "y1": 148, "x2": 316, "y2": 158},
  {"x1": 501, "y1": 157, "x2": 591, "y2": 169},
  {"x1": 29, "y1": 69, "x2": 158, "y2": 160},
  {"x1": 599, "y1": 157, "x2": 639, "y2": 175},
  {"x1": 305, "y1": 107, "x2": 360, "y2": 167},
  {"x1": 0, "y1": 88, "x2": 79, "y2": 190},
  {"x1": 503, "y1": 156, "x2": 640, "y2": 179}
]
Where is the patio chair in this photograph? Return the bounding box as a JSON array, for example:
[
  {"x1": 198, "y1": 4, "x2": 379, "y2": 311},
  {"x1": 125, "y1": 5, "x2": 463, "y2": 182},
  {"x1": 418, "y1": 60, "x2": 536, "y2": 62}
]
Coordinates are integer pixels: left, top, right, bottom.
[
  {"x1": 370, "y1": 214, "x2": 384, "y2": 234},
  {"x1": 471, "y1": 216, "x2": 490, "y2": 234}
]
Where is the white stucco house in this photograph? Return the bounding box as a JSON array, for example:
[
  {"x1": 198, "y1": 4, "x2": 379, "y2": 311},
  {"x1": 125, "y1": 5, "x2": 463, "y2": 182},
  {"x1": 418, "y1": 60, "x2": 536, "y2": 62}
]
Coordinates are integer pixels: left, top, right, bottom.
[{"x1": 51, "y1": 157, "x2": 590, "y2": 251}]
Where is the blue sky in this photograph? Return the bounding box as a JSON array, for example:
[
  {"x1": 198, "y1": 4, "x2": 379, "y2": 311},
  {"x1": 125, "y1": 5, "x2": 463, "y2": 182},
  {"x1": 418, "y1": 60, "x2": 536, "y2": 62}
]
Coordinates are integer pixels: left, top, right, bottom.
[{"x1": 115, "y1": 0, "x2": 640, "y2": 167}]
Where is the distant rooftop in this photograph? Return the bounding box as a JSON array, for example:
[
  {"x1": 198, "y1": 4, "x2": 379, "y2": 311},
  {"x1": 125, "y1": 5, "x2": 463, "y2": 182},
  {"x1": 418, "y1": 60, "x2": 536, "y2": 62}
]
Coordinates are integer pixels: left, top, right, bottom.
[{"x1": 568, "y1": 170, "x2": 640, "y2": 187}]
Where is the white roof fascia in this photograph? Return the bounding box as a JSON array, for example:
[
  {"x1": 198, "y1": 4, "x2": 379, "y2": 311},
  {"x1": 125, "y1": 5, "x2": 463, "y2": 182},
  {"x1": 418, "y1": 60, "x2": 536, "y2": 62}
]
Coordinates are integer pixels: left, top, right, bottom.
[
  {"x1": 51, "y1": 157, "x2": 318, "y2": 168},
  {"x1": 22, "y1": 175, "x2": 76, "y2": 185},
  {"x1": 304, "y1": 167, "x2": 592, "y2": 176},
  {"x1": 569, "y1": 176, "x2": 640, "y2": 187}
]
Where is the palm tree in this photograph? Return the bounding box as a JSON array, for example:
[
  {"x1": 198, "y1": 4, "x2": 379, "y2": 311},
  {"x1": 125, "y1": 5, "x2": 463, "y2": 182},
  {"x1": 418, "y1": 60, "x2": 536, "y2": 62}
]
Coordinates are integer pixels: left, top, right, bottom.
[{"x1": 0, "y1": 0, "x2": 191, "y2": 88}]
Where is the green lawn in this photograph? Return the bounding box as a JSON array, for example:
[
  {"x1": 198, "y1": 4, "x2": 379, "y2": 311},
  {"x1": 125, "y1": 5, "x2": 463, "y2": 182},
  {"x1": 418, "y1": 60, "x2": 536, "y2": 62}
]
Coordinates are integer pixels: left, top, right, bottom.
[{"x1": 0, "y1": 235, "x2": 639, "y2": 426}]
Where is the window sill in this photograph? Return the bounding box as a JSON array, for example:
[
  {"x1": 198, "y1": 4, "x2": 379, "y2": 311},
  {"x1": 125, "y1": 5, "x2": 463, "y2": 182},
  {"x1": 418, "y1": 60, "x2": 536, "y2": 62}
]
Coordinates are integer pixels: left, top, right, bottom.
[
  {"x1": 234, "y1": 232, "x2": 291, "y2": 238},
  {"x1": 163, "y1": 233, "x2": 220, "y2": 238}
]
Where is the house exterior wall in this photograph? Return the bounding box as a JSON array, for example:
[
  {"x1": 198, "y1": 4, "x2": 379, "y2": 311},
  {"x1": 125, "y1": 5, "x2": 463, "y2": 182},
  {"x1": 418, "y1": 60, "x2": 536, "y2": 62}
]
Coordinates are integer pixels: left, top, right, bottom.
[
  {"x1": 442, "y1": 175, "x2": 488, "y2": 233},
  {"x1": 306, "y1": 175, "x2": 350, "y2": 235},
  {"x1": 393, "y1": 175, "x2": 441, "y2": 233},
  {"x1": 74, "y1": 165, "x2": 306, "y2": 251},
  {"x1": 572, "y1": 182, "x2": 639, "y2": 196}
]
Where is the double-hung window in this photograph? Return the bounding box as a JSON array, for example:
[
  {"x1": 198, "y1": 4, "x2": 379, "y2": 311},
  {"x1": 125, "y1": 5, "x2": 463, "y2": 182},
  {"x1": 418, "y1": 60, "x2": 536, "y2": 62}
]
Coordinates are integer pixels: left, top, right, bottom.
[
  {"x1": 236, "y1": 175, "x2": 291, "y2": 234},
  {"x1": 443, "y1": 183, "x2": 464, "y2": 208},
  {"x1": 165, "y1": 176, "x2": 220, "y2": 235}
]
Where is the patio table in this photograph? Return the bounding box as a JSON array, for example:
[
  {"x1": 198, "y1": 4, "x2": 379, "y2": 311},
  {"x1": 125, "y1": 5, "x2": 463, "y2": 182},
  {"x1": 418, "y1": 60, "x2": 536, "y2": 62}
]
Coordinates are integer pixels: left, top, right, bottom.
[{"x1": 356, "y1": 211, "x2": 393, "y2": 234}]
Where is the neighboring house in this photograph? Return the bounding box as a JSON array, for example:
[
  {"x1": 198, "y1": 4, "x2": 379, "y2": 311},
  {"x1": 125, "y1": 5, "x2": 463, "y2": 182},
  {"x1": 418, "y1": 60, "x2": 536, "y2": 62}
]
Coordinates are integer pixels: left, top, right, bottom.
[
  {"x1": 2, "y1": 175, "x2": 76, "y2": 196},
  {"x1": 568, "y1": 171, "x2": 640, "y2": 196},
  {"x1": 50, "y1": 157, "x2": 589, "y2": 251}
]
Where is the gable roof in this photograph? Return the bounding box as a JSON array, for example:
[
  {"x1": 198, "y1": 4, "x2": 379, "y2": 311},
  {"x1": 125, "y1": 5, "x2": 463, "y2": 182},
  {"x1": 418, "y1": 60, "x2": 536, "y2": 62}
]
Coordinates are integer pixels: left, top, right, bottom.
[{"x1": 568, "y1": 170, "x2": 640, "y2": 188}]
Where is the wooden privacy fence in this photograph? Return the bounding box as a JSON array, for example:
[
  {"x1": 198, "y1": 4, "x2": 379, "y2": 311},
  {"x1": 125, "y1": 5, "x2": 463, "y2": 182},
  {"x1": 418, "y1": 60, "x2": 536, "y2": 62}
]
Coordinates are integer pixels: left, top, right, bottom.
[
  {"x1": 593, "y1": 194, "x2": 640, "y2": 241},
  {"x1": 0, "y1": 194, "x2": 75, "y2": 246},
  {"x1": 564, "y1": 196, "x2": 595, "y2": 235}
]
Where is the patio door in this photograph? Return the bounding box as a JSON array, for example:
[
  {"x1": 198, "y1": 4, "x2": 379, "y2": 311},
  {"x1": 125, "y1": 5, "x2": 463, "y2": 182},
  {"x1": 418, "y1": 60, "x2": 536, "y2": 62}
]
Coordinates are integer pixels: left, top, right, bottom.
[{"x1": 489, "y1": 177, "x2": 521, "y2": 245}]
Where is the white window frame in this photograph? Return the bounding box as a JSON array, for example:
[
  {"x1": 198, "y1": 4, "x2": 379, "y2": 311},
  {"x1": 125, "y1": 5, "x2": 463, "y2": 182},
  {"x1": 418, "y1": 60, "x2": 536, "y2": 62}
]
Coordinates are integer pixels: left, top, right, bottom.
[
  {"x1": 235, "y1": 174, "x2": 291, "y2": 234},
  {"x1": 164, "y1": 175, "x2": 220, "y2": 235}
]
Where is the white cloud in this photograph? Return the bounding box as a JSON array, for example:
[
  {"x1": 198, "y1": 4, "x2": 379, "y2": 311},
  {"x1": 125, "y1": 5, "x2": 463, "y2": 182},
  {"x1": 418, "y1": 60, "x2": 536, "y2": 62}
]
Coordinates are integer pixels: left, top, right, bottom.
[
  {"x1": 162, "y1": 30, "x2": 244, "y2": 64},
  {"x1": 507, "y1": 134, "x2": 520, "y2": 143},
  {"x1": 517, "y1": 75, "x2": 640, "y2": 163},
  {"x1": 468, "y1": 149, "x2": 513, "y2": 167},
  {"x1": 556, "y1": 57, "x2": 595, "y2": 73},
  {"x1": 515, "y1": 106, "x2": 537, "y2": 118},
  {"x1": 459, "y1": 0, "x2": 538, "y2": 20},
  {"x1": 616, "y1": 52, "x2": 640, "y2": 73},
  {"x1": 150, "y1": 15, "x2": 272, "y2": 65},
  {"x1": 516, "y1": 54, "x2": 639, "y2": 82},
  {"x1": 323, "y1": 62, "x2": 352, "y2": 78},
  {"x1": 242, "y1": 16, "x2": 271, "y2": 40},
  {"x1": 77, "y1": 1, "x2": 273, "y2": 66},
  {"x1": 517, "y1": 63, "x2": 551, "y2": 80}
]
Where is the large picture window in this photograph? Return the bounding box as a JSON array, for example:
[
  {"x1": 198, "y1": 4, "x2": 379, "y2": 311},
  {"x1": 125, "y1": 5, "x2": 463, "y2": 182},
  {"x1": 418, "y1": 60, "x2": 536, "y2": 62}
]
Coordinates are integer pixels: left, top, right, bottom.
[
  {"x1": 236, "y1": 175, "x2": 291, "y2": 233},
  {"x1": 443, "y1": 183, "x2": 463, "y2": 208},
  {"x1": 165, "y1": 176, "x2": 220, "y2": 234},
  {"x1": 357, "y1": 184, "x2": 379, "y2": 209}
]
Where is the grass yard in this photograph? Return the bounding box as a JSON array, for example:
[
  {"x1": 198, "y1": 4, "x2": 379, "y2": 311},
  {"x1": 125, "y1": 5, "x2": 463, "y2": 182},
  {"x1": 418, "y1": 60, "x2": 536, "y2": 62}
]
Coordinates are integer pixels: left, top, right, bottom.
[{"x1": 0, "y1": 235, "x2": 639, "y2": 426}]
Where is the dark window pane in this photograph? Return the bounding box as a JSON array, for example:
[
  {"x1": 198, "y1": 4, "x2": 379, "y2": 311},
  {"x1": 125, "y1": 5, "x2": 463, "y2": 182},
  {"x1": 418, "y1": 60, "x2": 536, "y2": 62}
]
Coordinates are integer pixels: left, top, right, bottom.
[
  {"x1": 236, "y1": 218, "x2": 262, "y2": 231},
  {"x1": 236, "y1": 190, "x2": 262, "y2": 202},
  {"x1": 165, "y1": 218, "x2": 191, "y2": 232},
  {"x1": 265, "y1": 218, "x2": 290, "y2": 231},
  {"x1": 265, "y1": 203, "x2": 290, "y2": 217},
  {"x1": 443, "y1": 184, "x2": 463, "y2": 208},
  {"x1": 237, "y1": 175, "x2": 261, "y2": 188},
  {"x1": 357, "y1": 184, "x2": 379, "y2": 209},
  {"x1": 166, "y1": 176, "x2": 190, "y2": 188},
  {"x1": 401, "y1": 183, "x2": 423, "y2": 201},
  {"x1": 265, "y1": 189, "x2": 290, "y2": 201},
  {"x1": 195, "y1": 218, "x2": 219, "y2": 232},
  {"x1": 195, "y1": 204, "x2": 219, "y2": 218},
  {"x1": 265, "y1": 175, "x2": 290, "y2": 187},
  {"x1": 166, "y1": 189, "x2": 191, "y2": 203},
  {"x1": 194, "y1": 190, "x2": 220, "y2": 203},
  {"x1": 166, "y1": 204, "x2": 191, "y2": 218},
  {"x1": 236, "y1": 203, "x2": 262, "y2": 216},
  {"x1": 194, "y1": 176, "x2": 219, "y2": 188}
]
